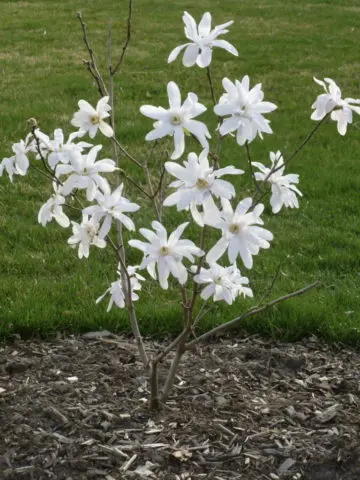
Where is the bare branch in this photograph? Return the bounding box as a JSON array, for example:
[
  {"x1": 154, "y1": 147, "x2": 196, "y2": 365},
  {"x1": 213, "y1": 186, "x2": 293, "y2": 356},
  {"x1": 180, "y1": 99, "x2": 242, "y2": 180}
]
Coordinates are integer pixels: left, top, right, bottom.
[
  {"x1": 77, "y1": 12, "x2": 109, "y2": 97},
  {"x1": 257, "y1": 263, "x2": 282, "y2": 306},
  {"x1": 186, "y1": 280, "x2": 320, "y2": 348},
  {"x1": 264, "y1": 114, "x2": 329, "y2": 182},
  {"x1": 206, "y1": 66, "x2": 217, "y2": 106},
  {"x1": 107, "y1": 235, "x2": 149, "y2": 366},
  {"x1": 112, "y1": 136, "x2": 144, "y2": 169},
  {"x1": 112, "y1": 0, "x2": 133, "y2": 76},
  {"x1": 245, "y1": 141, "x2": 261, "y2": 193}
]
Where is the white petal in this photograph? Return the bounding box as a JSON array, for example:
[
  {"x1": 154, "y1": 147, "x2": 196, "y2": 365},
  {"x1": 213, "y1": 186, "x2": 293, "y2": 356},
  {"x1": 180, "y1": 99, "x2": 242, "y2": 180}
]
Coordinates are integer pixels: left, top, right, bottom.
[
  {"x1": 198, "y1": 12, "x2": 212, "y2": 36},
  {"x1": 140, "y1": 105, "x2": 168, "y2": 120},
  {"x1": 171, "y1": 128, "x2": 185, "y2": 160},
  {"x1": 212, "y1": 39, "x2": 238, "y2": 56},
  {"x1": 98, "y1": 121, "x2": 114, "y2": 138},
  {"x1": 145, "y1": 123, "x2": 173, "y2": 141},
  {"x1": 157, "y1": 257, "x2": 169, "y2": 289},
  {"x1": 196, "y1": 47, "x2": 212, "y2": 68},
  {"x1": 167, "y1": 81, "x2": 181, "y2": 110},
  {"x1": 206, "y1": 236, "x2": 228, "y2": 263},
  {"x1": 182, "y1": 43, "x2": 199, "y2": 67},
  {"x1": 168, "y1": 43, "x2": 189, "y2": 63}
]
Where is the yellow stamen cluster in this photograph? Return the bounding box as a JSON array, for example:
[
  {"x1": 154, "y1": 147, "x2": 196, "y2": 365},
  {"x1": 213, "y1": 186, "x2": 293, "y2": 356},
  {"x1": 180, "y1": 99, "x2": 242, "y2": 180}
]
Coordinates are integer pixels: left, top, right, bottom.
[
  {"x1": 159, "y1": 246, "x2": 170, "y2": 256},
  {"x1": 171, "y1": 114, "x2": 182, "y2": 125},
  {"x1": 196, "y1": 178, "x2": 209, "y2": 189},
  {"x1": 229, "y1": 223, "x2": 240, "y2": 234},
  {"x1": 90, "y1": 114, "x2": 100, "y2": 125}
]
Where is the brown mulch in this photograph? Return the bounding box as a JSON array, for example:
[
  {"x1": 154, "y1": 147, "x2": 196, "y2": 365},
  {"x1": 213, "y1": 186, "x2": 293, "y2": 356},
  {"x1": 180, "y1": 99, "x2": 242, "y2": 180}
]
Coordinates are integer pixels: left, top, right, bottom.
[{"x1": 1, "y1": 333, "x2": 360, "y2": 480}]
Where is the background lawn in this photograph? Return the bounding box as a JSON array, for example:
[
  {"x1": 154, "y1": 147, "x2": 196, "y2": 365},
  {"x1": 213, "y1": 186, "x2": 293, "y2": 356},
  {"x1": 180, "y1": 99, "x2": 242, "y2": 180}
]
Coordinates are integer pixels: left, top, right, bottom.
[{"x1": 0, "y1": 0, "x2": 359, "y2": 343}]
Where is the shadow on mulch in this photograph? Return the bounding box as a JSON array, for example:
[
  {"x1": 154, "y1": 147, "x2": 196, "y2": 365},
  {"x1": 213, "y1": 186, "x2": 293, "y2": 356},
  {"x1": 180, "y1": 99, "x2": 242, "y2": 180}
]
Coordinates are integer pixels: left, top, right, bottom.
[{"x1": 1, "y1": 333, "x2": 360, "y2": 479}]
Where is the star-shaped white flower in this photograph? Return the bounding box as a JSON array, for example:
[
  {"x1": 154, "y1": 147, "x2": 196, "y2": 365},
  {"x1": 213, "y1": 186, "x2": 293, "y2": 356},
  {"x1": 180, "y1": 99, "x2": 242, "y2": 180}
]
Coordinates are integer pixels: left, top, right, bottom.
[
  {"x1": 214, "y1": 76, "x2": 277, "y2": 146},
  {"x1": 39, "y1": 129, "x2": 93, "y2": 169},
  {"x1": 252, "y1": 151, "x2": 302, "y2": 214},
  {"x1": 38, "y1": 183, "x2": 70, "y2": 228},
  {"x1": 0, "y1": 134, "x2": 35, "y2": 181},
  {"x1": 192, "y1": 262, "x2": 253, "y2": 305},
  {"x1": 96, "y1": 265, "x2": 144, "y2": 311},
  {"x1": 67, "y1": 214, "x2": 106, "y2": 259},
  {"x1": 207, "y1": 198, "x2": 273, "y2": 268},
  {"x1": 311, "y1": 77, "x2": 360, "y2": 135},
  {"x1": 71, "y1": 96, "x2": 114, "y2": 139},
  {"x1": 129, "y1": 221, "x2": 204, "y2": 289},
  {"x1": 140, "y1": 81, "x2": 211, "y2": 160},
  {"x1": 56, "y1": 145, "x2": 117, "y2": 200},
  {"x1": 168, "y1": 11, "x2": 238, "y2": 68},
  {"x1": 163, "y1": 149, "x2": 243, "y2": 225},
  {"x1": 83, "y1": 184, "x2": 140, "y2": 238}
]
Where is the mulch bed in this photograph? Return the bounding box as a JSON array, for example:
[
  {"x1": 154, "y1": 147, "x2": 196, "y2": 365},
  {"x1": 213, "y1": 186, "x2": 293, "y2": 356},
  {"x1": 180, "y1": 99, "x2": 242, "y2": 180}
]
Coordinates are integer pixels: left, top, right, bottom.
[{"x1": 1, "y1": 332, "x2": 360, "y2": 480}]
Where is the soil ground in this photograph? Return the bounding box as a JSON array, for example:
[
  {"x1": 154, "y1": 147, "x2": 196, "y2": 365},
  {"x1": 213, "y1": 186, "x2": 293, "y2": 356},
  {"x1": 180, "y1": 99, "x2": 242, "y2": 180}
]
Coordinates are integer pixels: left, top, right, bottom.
[{"x1": 1, "y1": 333, "x2": 360, "y2": 480}]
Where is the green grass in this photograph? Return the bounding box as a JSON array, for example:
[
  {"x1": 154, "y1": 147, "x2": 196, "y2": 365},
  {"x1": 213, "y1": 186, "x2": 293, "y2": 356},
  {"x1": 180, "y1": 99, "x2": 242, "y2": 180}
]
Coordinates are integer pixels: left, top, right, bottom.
[{"x1": 0, "y1": 0, "x2": 360, "y2": 344}]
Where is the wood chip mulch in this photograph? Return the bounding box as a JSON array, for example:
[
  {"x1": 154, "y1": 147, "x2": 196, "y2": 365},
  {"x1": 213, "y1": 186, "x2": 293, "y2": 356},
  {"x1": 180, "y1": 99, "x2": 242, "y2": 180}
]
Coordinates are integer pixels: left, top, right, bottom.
[{"x1": 1, "y1": 333, "x2": 360, "y2": 480}]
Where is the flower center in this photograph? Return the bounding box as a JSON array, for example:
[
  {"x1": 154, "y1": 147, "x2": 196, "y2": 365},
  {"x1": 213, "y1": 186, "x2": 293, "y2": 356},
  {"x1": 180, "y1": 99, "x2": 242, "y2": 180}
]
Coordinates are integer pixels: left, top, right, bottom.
[
  {"x1": 159, "y1": 246, "x2": 170, "y2": 256},
  {"x1": 170, "y1": 114, "x2": 182, "y2": 126},
  {"x1": 85, "y1": 224, "x2": 97, "y2": 239},
  {"x1": 90, "y1": 114, "x2": 100, "y2": 125},
  {"x1": 196, "y1": 178, "x2": 209, "y2": 189},
  {"x1": 229, "y1": 223, "x2": 240, "y2": 234}
]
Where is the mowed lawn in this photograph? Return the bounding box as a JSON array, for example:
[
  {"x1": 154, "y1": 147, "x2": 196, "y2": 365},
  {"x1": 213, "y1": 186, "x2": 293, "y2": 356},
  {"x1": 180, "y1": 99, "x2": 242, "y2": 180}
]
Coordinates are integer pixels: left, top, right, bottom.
[{"x1": 0, "y1": 0, "x2": 359, "y2": 343}]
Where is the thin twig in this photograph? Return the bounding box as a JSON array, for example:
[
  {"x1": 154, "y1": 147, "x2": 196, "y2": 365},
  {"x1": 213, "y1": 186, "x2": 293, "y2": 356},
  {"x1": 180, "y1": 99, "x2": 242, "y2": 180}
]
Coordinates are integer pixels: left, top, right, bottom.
[
  {"x1": 31, "y1": 164, "x2": 58, "y2": 184},
  {"x1": 112, "y1": 137, "x2": 144, "y2": 169},
  {"x1": 245, "y1": 141, "x2": 261, "y2": 193},
  {"x1": 151, "y1": 166, "x2": 166, "y2": 200},
  {"x1": 112, "y1": 0, "x2": 133, "y2": 76},
  {"x1": 206, "y1": 66, "x2": 217, "y2": 105},
  {"x1": 186, "y1": 280, "x2": 320, "y2": 348},
  {"x1": 264, "y1": 114, "x2": 329, "y2": 182},
  {"x1": 77, "y1": 12, "x2": 109, "y2": 97},
  {"x1": 64, "y1": 203, "x2": 83, "y2": 213},
  {"x1": 192, "y1": 298, "x2": 210, "y2": 328},
  {"x1": 257, "y1": 263, "x2": 282, "y2": 306}
]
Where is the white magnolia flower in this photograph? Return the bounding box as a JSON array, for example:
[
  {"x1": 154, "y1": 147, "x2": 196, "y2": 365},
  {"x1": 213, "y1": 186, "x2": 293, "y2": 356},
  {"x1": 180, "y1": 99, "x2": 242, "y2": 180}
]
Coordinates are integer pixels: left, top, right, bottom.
[
  {"x1": 0, "y1": 135, "x2": 35, "y2": 181},
  {"x1": 83, "y1": 184, "x2": 140, "y2": 238},
  {"x1": 56, "y1": 145, "x2": 117, "y2": 200},
  {"x1": 129, "y1": 221, "x2": 204, "y2": 289},
  {"x1": 252, "y1": 151, "x2": 302, "y2": 214},
  {"x1": 96, "y1": 265, "x2": 144, "y2": 311},
  {"x1": 207, "y1": 198, "x2": 273, "y2": 269},
  {"x1": 163, "y1": 150, "x2": 243, "y2": 225},
  {"x1": 12, "y1": 140, "x2": 31, "y2": 175},
  {"x1": 40, "y1": 129, "x2": 93, "y2": 169},
  {"x1": 168, "y1": 11, "x2": 238, "y2": 68},
  {"x1": 192, "y1": 262, "x2": 253, "y2": 304},
  {"x1": 214, "y1": 76, "x2": 277, "y2": 146},
  {"x1": 140, "y1": 81, "x2": 211, "y2": 160},
  {"x1": 38, "y1": 183, "x2": 70, "y2": 228},
  {"x1": 311, "y1": 77, "x2": 360, "y2": 135},
  {"x1": 0, "y1": 157, "x2": 17, "y2": 182},
  {"x1": 71, "y1": 96, "x2": 114, "y2": 139},
  {"x1": 67, "y1": 214, "x2": 106, "y2": 259}
]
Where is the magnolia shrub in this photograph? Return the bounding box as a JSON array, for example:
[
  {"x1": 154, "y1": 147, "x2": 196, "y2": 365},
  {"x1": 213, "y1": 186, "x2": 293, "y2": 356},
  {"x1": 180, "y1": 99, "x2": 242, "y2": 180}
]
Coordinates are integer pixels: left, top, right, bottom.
[{"x1": 1, "y1": 10, "x2": 359, "y2": 408}]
